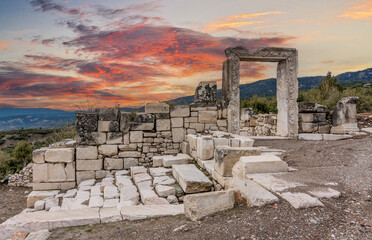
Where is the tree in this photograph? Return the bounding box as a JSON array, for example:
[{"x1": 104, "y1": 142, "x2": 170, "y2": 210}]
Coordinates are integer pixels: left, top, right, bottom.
[
  {"x1": 13, "y1": 141, "x2": 32, "y2": 168},
  {"x1": 318, "y1": 72, "x2": 343, "y2": 99}
]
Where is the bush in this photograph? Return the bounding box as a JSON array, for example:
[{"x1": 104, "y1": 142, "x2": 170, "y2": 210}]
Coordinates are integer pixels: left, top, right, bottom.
[
  {"x1": 0, "y1": 151, "x2": 22, "y2": 179},
  {"x1": 241, "y1": 95, "x2": 277, "y2": 114},
  {"x1": 13, "y1": 141, "x2": 32, "y2": 168}
]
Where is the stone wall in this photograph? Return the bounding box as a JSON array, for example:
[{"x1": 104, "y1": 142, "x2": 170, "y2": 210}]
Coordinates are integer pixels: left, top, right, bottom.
[
  {"x1": 239, "y1": 109, "x2": 277, "y2": 136},
  {"x1": 298, "y1": 102, "x2": 331, "y2": 134}
]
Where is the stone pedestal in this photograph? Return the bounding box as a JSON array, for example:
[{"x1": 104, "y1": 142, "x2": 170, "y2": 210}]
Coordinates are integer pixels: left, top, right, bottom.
[{"x1": 331, "y1": 97, "x2": 359, "y2": 134}]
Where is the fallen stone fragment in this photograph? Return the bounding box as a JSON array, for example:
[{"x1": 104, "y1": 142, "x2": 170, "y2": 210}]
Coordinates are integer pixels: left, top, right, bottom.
[
  {"x1": 155, "y1": 185, "x2": 175, "y2": 197},
  {"x1": 34, "y1": 200, "x2": 45, "y2": 211},
  {"x1": 280, "y1": 192, "x2": 324, "y2": 209},
  {"x1": 63, "y1": 189, "x2": 77, "y2": 198},
  {"x1": 172, "y1": 164, "x2": 212, "y2": 193},
  {"x1": 99, "y1": 208, "x2": 122, "y2": 223},
  {"x1": 90, "y1": 186, "x2": 102, "y2": 197},
  {"x1": 167, "y1": 195, "x2": 178, "y2": 204},
  {"x1": 104, "y1": 186, "x2": 119, "y2": 199},
  {"x1": 153, "y1": 176, "x2": 175, "y2": 186},
  {"x1": 27, "y1": 191, "x2": 59, "y2": 208},
  {"x1": 116, "y1": 175, "x2": 134, "y2": 188},
  {"x1": 103, "y1": 199, "x2": 119, "y2": 208},
  {"x1": 149, "y1": 167, "x2": 173, "y2": 177},
  {"x1": 308, "y1": 188, "x2": 341, "y2": 199},
  {"x1": 162, "y1": 154, "x2": 192, "y2": 167},
  {"x1": 49, "y1": 206, "x2": 61, "y2": 212},
  {"x1": 79, "y1": 179, "x2": 96, "y2": 187},
  {"x1": 44, "y1": 198, "x2": 59, "y2": 211},
  {"x1": 184, "y1": 190, "x2": 235, "y2": 221},
  {"x1": 120, "y1": 186, "x2": 139, "y2": 204},
  {"x1": 240, "y1": 155, "x2": 288, "y2": 175},
  {"x1": 115, "y1": 170, "x2": 129, "y2": 176},
  {"x1": 75, "y1": 191, "x2": 90, "y2": 205},
  {"x1": 233, "y1": 179, "x2": 278, "y2": 207},
  {"x1": 89, "y1": 196, "x2": 104, "y2": 208},
  {"x1": 120, "y1": 204, "x2": 184, "y2": 221},
  {"x1": 144, "y1": 197, "x2": 170, "y2": 205},
  {"x1": 139, "y1": 189, "x2": 158, "y2": 204},
  {"x1": 130, "y1": 166, "x2": 147, "y2": 177},
  {"x1": 25, "y1": 229, "x2": 50, "y2": 240}
]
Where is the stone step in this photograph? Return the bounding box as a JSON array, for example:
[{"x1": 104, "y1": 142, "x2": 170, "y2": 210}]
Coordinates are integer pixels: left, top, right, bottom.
[
  {"x1": 153, "y1": 154, "x2": 192, "y2": 167},
  {"x1": 172, "y1": 164, "x2": 212, "y2": 193},
  {"x1": 203, "y1": 160, "x2": 214, "y2": 175},
  {"x1": 240, "y1": 155, "x2": 288, "y2": 175}
]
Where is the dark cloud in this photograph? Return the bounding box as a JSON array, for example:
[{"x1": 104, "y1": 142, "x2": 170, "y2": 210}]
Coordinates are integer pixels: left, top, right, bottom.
[{"x1": 29, "y1": 0, "x2": 82, "y2": 16}]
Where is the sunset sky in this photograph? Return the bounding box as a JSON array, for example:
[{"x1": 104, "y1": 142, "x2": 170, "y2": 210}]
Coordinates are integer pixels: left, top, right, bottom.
[{"x1": 0, "y1": 0, "x2": 371, "y2": 110}]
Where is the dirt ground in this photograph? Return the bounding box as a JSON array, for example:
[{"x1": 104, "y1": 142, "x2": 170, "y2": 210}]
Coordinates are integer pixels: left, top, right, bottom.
[
  {"x1": 1, "y1": 136, "x2": 371, "y2": 239},
  {"x1": 0, "y1": 185, "x2": 30, "y2": 224}
]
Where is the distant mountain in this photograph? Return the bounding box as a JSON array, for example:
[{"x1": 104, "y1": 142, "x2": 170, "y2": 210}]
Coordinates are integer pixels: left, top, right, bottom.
[
  {"x1": 169, "y1": 68, "x2": 372, "y2": 104},
  {"x1": 0, "y1": 108, "x2": 75, "y2": 131}
]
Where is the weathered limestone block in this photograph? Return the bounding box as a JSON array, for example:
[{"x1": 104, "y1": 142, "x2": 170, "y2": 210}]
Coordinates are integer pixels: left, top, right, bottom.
[
  {"x1": 33, "y1": 164, "x2": 48, "y2": 183},
  {"x1": 184, "y1": 190, "x2": 235, "y2": 221},
  {"x1": 240, "y1": 155, "x2": 288, "y2": 174},
  {"x1": 280, "y1": 192, "x2": 324, "y2": 209},
  {"x1": 98, "y1": 121, "x2": 119, "y2": 132},
  {"x1": 99, "y1": 108, "x2": 119, "y2": 121},
  {"x1": 172, "y1": 164, "x2": 212, "y2": 193},
  {"x1": 130, "y1": 131, "x2": 143, "y2": 143},
  {"x1": 27, "y1": 190, "x2": 59, "y2": 208},
  {"x1": 217, "y1": 119, "x2": 227, "y2": 127},
  {"x1": 331, "y1": 96, "x2": 360, "y2": 134},
  {"x1": 47, "y1": 163, "x2": 73, "y2": 182},
  {"x1": 298, "y1": 102, "x2": 329, "y2": 113},
  {"x1": 107, "y1": 132, "x2": 123, "y2": 144},
  {"x1": 75, "y1": 112, "x2": 98, "y2": 145},
  {"x1": 299, "y1": 122, "x2": 318, "y2": 133},
  {"x1": 214, "y1": 146, "x2": 261, "y2": 177},
  {"x1": 104, "y1": 186, "x2": 120, "y2": 199},
  {"x1": 171, "y1": 118, "x2": 183, "y2": 128},
  {"x1": 130, "y1": 123, "x2": 154, "y2": 131},
  {"x1": 32, "y1": 182, "x2": 61, "y2": 191},
  {"x1": 156, "y1": 119, "x2": 171, "y2": 131},
  {"x1": 197, "y1": 136, "x2": 214, "y2": 160},
  {"x1": 45, "y1": 148, "x2": 74, "y2": 163},
  {"x1": 32, "y1": 148, "x2": 47, "y2": 164},
  {"x1": 76, "y1": 171, "x2": 95, "y2": 185},
  {"x1": 162, "y1": 154, "x2": 192, "y2": 167},
  {"x1": 189, "y1": 122, "x2": 204, "y2": 132},
  {"x1": 213, "y1": 138, "x2": 229, "y2": 147},
  {"x1": 192, "y1": 81, "x2": 217, "y2": 107},
  {"x1": 98, "y1": 145, "x2": 118, "y2": 157},
  {"x1": 119, "y1": 151, "x2": 141, "y2": 158},
  {"x1": 172, "y1": 127, "x2": 185, "y2": 143},
  {"x1": 186, "y1": 134, "x2": 198, "y2": 150},
  {"x1": 299, "y1": 113, "x2": 327, "y2": 123},
  {"x1": 91, "y1": 132, "x2": 106, "y2": 144},
  {"x1": 120, "y1": 112, "x2": 131, "y2": 132},
  {"x1": 124, "y1": 158, "x2": 139, "y2": 169},
  {"x1": 155, "y1": 185, "x2": 175, "y2": 197},
  {"x1": 89, "y1": 196, "x2": 104, "y2": 208},
  {"x1": 199, "y1": 111, "x2": 217, "y2": 124},
  {"x1": 145, "y1": 102, "x2": 169, "y2": 113},
  {"x1": 76, "y1": 159, "x2": 102, "y2": 171},
  {"x1": 170, "y1": 105, "x2": 190, "y2": 118},
  {"x1": 76, "y1": 146, "x2": 98, "y2": 160},
  {"x1": 104, "y1": 158, "x2": 124, "y2": 170}
]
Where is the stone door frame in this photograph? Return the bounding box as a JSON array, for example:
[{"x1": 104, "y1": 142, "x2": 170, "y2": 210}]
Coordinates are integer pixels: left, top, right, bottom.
[{"x1": 222, "y1": 46, "x2": 299, "y2": 137}]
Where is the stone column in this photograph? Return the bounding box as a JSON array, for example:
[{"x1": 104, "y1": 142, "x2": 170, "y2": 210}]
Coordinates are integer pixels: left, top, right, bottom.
[
  {"x1": 331, "y1": 97, "x2": 359, "y2": 133},
  {"x1": 276, "y1": 51, "x2": 298, "y2": 137},
  {"x1": 226, "y1": 54, "x2": 240, "y2": 134}
]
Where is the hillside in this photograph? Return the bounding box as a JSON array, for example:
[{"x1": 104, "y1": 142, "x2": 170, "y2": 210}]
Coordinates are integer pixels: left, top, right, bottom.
[{"x1": 170, "y1": 68, "x2": 372, "y2": 104}]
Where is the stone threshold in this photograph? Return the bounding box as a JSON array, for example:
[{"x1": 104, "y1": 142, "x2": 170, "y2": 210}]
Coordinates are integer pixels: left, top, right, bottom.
[
  {"x1": 247, "y1": 136, "x2": 291, "y2": 140},
  {"x1": 0, "y1": 205, "x2": 184, "y2": 240}
]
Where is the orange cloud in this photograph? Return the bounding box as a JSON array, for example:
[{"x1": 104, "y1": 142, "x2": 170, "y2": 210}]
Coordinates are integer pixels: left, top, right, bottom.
[
  {"x1": 341, "y1": 1, "x2": 372, "y2": 20},
  {"x1": 0, "y1": 41, "x2": 8, "y2": 50},
  {"x1": 204, "y1": 11, "x2": 286, "y2": 32}
]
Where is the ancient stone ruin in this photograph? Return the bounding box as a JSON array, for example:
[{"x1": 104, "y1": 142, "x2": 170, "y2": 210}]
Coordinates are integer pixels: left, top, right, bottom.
[{"x1": 1, "y1": 46, "x2": 364, "y2": 238}]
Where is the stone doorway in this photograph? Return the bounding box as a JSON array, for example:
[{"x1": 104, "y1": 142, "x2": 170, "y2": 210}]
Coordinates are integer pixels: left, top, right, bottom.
[{"x1": 222, "y1": 46, "x2": 299, "y2": 137}]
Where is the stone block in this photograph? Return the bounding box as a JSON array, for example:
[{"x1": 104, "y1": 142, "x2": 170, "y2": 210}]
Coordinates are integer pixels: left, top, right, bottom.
[
  {"x1": 107, "y1": 132, "x2": 123, "y2": 144},
  {"x1": 156, "y1": 119, "x2": 171, "y2": 131},
  {"x1": 130, "y1": 123, "x2": 154, "y2": 131},
  {"x1": 232, "y1": 178, "x2": 278, "y2": 207},
  {"x1": 299, "y1": 122, "x2": 318, "y2": 133},
  {"x1": 32, "y1": 148, "x2": 47, "y2": 164},
  {"x1": 155, "y1": 185, "x2": 175, "y2": 197},
  {"x1": 103, "y1": 158, "x2": 123, "y2": 170},
  {"x1": 184, "y1": 190, "x2": 235, "y2": 221},
  {"x1": 192, "y1": 81, "x2": 217, "y2": 107},
  {"x1": 180, "y1": 142, "x2": 190, "y2": 154},
  {"x1": 213, "y1": 138, "x2": 229, "y2": 147},
  {"x1": 98, "y1": 121, "x2": 119, "y2": 132},
  {"x1": 75, "y1": 112, "x2": 98, "y2": 145},
  {"x1": 123, "y1": 158, "x2": 138, "y2": 169},
  {"x1": 76, "y1": 171, "x2": 95, "y2": 185},
  {"x1": 65, "y1": 163, "x2": 75, "y2": 182},
  {"x1": 45, "y1": 148, "x2": 74, "y2": 163},
  {"x1": 172, "y1": 128, "x2": 185, "y2": 143},
  {"x1": 76, "y1": 159, "x2": 102, "y2": 171},
  {"x1": 89, "y1": 196, "x2": 104, "y2": 208},
  {"x1": 120, "y1": 204, "x2": 184, "y2": 220},
  {"x1": 322, "y1": 134, "x2": 353, "y2": 140},
  {"x1": 298, "y1": 134, "x2": 323, "y2": 141},
  {"x1": 47, "y1": 163, "x2": 67, "y2": 182},
  {"x1": 119, "y1": 151, "x2": 141, "y2": 158},
  {"x1": 92, "y1": 132, "x2": 107, "y2": 144},
  {"x1": 98, "y1": 145, "x2": 118, "y2": 157},
  {"x1": 95, "y1": 170, "x2": 109, "y2": 179},
  {"x1": 99, "y1": 108, "x2": 119, "y2": 121},
  {"x1": 145, "y1": 102, "x2": 169, "y2": 113},
  {"x1": 155, "y1": 113, "x2": 170, "y2": 119},
  {"x1": 240, "y1": 155, "x2": 288, "y2": 174},
  {"x1": 217, "y1": 119, "x2": 227, "y2": 127},
  {"x1": 76, "y1": 146, "x2": 98, "y2": 160},
  {"x1": 186, "y1": 134, "x2": 198, "y2": 150},
  {"x1": 152, "y1": 156, "x2": 163, "y2": 167},
  {"x1": 199, "y1": 111, "x2": 217, "y2": 124},
  {"x1": 170, "y1": 105, "x2": 190, "y2": 117},
  {"x1": 104, "y1": 186, "x2": 120, "y2": 199},
  {"x1": 172, "y1": 164, "x2": 212, "y2": 193},
  {"x1": 130, "y1": 131, "x2": 143, "y2": 143},
  {"x1": 27, "y1": 190, "x2": 59, "y2": 208},
  {"x1": 280, "y1": 192, "x2": 324, "y2": 209},
  {"x1": 33, "y1": 163, "x2": 48, "y2": 183},
  {"x1": 197, "y1": 136, "x2": 214, "y2": 160},
  {"x1": 120, "y1": 112, "x2": 131, "y2": 132},
  {"x1": 162, "y1": 154, "x2": 192, "y2": 167},
  {"x1": 189, "y1": 123, "x2": 204, "y2": 132},
  {"x1": 214, "y1": 146, "x2": 261, "y2": 177},
  {"x1": 32, "y1": 182, "x2": 61, "y2": 191},
  {"x1": 100, "y1": 207, "x2": 123, "y2": 223},
  {"x1": 171, "y1": 118, "x2": 183, "y2": 128}
]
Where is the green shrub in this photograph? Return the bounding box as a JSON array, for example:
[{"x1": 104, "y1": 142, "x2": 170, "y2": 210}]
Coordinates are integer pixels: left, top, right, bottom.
[
  {"x1": 0, "y1": 151, "x2": 22, "y2": 179},
  {"x1": 13, "y1": 141, "x2": 32, "y2": 168},
  {"x1": 241, "y1": 95, "x2": 277, "y2": 114}
]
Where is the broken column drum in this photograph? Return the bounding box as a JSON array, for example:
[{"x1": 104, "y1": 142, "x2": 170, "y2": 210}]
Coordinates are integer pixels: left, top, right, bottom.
[{"x1": 222, "y1": 47, "x2": 299, "y2": 137}]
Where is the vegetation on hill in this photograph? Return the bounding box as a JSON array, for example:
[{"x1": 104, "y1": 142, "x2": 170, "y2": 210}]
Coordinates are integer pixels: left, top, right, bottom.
[
  {"x1": 0, "y1": 125, "x2": 76, "y2": 179},
  {"x1": 241, "y1": 72, "x2": 372, "y2": 114}
]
